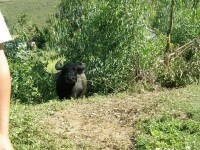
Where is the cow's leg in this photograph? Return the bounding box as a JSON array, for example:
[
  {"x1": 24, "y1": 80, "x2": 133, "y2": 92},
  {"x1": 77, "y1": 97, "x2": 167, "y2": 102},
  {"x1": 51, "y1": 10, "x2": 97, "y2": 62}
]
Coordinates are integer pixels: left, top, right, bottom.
[{"x1": 57, "y1": 91, "x2": 65, "y2": 100}]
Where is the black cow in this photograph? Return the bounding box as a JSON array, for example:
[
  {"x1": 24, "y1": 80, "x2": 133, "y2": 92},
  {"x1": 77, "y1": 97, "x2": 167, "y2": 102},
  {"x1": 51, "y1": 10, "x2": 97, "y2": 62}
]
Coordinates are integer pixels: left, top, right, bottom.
[{"x1": 55, "y1": 61, "x2": 87, "y2": 100}]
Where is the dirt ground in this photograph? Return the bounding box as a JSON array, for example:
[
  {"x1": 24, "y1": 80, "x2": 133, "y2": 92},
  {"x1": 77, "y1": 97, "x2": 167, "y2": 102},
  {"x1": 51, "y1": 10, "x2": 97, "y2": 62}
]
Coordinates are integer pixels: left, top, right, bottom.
[{"x1": 46, "y1": 91, "x2": 165, "y2": 149}]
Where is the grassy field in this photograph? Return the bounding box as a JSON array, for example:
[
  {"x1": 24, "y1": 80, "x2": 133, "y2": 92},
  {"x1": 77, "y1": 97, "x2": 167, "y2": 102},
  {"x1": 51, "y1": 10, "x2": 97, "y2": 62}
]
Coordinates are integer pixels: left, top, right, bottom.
[
  {"x1": 0, "y1": 0, "x2": 60, "y2": 27},
  {"x1": 10, "y1": 84, "x2": 200, "y2": 149}
]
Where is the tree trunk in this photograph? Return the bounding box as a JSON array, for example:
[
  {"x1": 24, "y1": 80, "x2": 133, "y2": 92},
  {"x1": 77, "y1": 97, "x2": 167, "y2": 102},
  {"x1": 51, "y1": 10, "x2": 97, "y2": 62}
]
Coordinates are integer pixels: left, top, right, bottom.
[{"x1": 164, "y1": 0, "x2": 175, "y2": 67}]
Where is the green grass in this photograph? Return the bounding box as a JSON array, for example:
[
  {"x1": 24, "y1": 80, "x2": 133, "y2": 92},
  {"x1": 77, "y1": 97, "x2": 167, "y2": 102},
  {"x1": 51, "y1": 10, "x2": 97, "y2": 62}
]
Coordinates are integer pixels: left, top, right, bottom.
[
  {"x1": 134, "y1": 85, "x2": 200, "y2": 150},
  {"x1": 134, "y1": 115, "x2": 200, "y2": 150},
  {"x1": 10, "y1": 100, "x2": 74, "y2": 150},
  {"x1": 0, "y1": 0, "x2": 60, "y2": 28},
  {"x1": 9, "y1": 84, "x2": 200, "y2": 149},
  {"x1": 10, "y1": 98, "x2": 98, "y2": 150}
]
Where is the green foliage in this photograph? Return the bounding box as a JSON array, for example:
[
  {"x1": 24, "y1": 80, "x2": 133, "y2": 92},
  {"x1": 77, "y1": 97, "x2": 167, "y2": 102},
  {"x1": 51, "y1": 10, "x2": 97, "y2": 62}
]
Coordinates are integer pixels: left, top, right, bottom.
[
  {"x1": 11, "y1": 14, "x2": 47, "y2": 49},
  {"x1": 153, "y1": 0, "x2": 200, "y2": 44},
  {"x1": 5, "y1": 38, "x2": 56, "y2": 103},
  {"x1": 9, "y1": 51, "x2": 56, "y2": 103},
  {"x1": 3, "y1": 14, "x2": 57, "y2": 104},
  {"x1": 44, "y1": 0, "x2": 200, "y2": 94},
  {"x1": 2, "y1": 1, "x2": 200, "y2": 149},
  {"x1": 45, "y1": 0, "x2": 163, "y2": 95},
  {"x1": 3, "y1": 0, "x2": 200, "y2": 100},
  {"x1": 156, "y1": 44, "x2": 200, "y2": 88},
  {"x1": 134, "y1": 115, "x2": 200, "y2": 150}
]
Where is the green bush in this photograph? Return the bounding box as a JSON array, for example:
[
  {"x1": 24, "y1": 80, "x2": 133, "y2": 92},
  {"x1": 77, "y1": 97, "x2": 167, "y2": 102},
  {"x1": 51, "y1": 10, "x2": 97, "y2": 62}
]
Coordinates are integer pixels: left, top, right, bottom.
[
  {"x1": 152, "y1": 0, "x2": 200, "y2": 44},
  {"x1": 45, "y1": 0, "x2": 200, "y2": 94},
  {"x1": 5, "y1": 38, "x2": 56, "y2": 103},
  {"x1": 45, "y1": 0, "x2": 163, "y2": 95},
  {"x1": 156, "y1": 46, "x2": 200, "y2": 88},
  {"x1": 4, "y1": 0, "x2": 200, "y2": 100}
]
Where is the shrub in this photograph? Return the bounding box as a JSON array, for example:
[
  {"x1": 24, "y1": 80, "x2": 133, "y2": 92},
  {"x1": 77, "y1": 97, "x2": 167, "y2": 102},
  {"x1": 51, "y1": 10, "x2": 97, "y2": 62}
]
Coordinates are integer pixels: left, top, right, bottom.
[
  {"x1": 4, "y1": 0, "x2": 200, "y2": 100},
  {"x1": 156, "y1": 42, "x2": 200, "y2": 88},
  {"x1": 45, "y1": 0, "x2": 163, "y2": 95},
  {"x1": 152, "y1": 0, "x2": 200, "y2": 44},
  {"x1": 5, "y1": 39, "x2": 56, "y2": 103}
]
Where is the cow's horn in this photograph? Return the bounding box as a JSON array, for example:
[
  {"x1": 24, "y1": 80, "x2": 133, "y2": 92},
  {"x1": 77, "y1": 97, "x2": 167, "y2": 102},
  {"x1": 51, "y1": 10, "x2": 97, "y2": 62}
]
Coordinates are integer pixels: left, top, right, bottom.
[{"x1": 55, "y1": 61, "x2": 64, "y2": 70}]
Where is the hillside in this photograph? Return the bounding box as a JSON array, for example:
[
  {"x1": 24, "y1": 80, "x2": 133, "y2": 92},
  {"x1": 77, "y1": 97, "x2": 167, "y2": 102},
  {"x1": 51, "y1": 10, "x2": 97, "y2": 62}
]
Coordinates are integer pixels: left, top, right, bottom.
[
  {"x1": 10, "y1": 85, "x2": 200, "y2": 149},
  {"x1": 0, "y1": 0, "x2": 60, "y2": 27},
  {"x1": 3, "y1": 1, "x2": 200, "y2": 149}
]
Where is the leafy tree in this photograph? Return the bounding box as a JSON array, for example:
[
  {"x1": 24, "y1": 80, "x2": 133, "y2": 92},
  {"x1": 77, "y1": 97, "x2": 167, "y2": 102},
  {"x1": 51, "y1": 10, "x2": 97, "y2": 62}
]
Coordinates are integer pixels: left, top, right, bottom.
[{"x1": 153, "y1": 0, "x2": 200, "y2": 44}]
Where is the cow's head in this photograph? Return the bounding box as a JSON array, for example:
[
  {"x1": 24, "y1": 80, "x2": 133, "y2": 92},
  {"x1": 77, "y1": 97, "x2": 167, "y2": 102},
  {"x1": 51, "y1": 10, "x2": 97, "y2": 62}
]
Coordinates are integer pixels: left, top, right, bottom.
[
  {"x1": 76, "y1": 62, "x2": 86, "y2": 74},
  {"x1": 55, "y1": 61, "x2": 77, "y2": 83}
]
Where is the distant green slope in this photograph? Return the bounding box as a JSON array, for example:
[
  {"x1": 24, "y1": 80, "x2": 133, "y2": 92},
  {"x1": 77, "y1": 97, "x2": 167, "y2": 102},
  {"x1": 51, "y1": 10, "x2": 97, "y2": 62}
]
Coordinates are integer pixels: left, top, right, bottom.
[{"x1": 0, "y1": 0, "x2": 60, "y2": 28}]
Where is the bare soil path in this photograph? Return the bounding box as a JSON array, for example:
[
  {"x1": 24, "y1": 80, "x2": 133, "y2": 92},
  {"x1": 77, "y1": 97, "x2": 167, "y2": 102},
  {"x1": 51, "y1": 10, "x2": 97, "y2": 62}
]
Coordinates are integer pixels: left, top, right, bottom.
[{"x1": 45, "y1": 91, "x2": 165, "y2": 149}]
